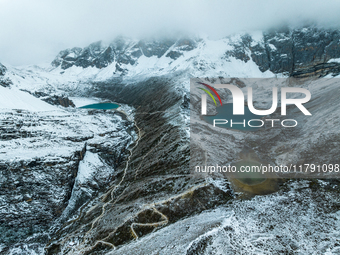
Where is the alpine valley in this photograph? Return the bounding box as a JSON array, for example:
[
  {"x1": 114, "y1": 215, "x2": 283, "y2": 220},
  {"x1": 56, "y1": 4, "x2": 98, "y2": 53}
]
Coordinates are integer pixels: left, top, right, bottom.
[{"x1": 1, "y1": 25, "x2": 340, "y2": 254}]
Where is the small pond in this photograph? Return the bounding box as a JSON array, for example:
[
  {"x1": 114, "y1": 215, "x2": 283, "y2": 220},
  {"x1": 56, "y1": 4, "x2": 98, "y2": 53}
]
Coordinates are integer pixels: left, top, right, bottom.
[{"x1": 79, "y1": 103, "x2": 119, "y2": 110}]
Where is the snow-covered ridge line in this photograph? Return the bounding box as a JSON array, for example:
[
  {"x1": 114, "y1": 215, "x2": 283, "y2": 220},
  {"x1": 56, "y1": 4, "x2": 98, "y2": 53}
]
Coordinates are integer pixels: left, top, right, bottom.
[
  {"x1": 2, "y1": 26, "x2": 340, "y2": 100},
  {"x1": 0, "y1": 86, "x2": 61, "y2": 112}
]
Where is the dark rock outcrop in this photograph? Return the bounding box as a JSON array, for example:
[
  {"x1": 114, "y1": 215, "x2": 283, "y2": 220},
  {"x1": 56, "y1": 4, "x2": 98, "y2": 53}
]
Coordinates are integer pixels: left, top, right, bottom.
[
  {"x1": 225, "y1": 34, "x2": 252, "y2": 63},
  {"x1": 0, "y1": 62, "x2": 6, "y2": 76},
  {"x1": 41, "y1": 95, "x2": 76, "y2": 108},
  {"x1": 51, "y1": 37, "x2": 199, "y2": 70},
  {"x1": 45, "y1": 74, "x2": 233, "y2": 254},
  {"x1": 18, "y1": 90, "x2": 76, "y2": 108},
  {"x1": 0, "y1": 78, "x2": 12, "y2": 88},
  {"x1": 0, "y1": 62, "x2": 12, "y2": 88},
  {"x1": 0, "y1": 109, "x2": 133, "y2": 254},
  {"x1": 6, "y1": 25, "x2": 340, "y2": 254},
  {"x1": 226, "y1": 26, "x2": 340, "y2": 77},
  {"x1": 52, "y1": 26, "x2": 340, "y2": 78}
]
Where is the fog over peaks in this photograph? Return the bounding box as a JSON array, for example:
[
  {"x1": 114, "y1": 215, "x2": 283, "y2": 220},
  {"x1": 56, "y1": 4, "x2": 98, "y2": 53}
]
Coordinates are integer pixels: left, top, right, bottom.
[{"x1": 0, "y1": 0, "x2": 340, "y2": 65}]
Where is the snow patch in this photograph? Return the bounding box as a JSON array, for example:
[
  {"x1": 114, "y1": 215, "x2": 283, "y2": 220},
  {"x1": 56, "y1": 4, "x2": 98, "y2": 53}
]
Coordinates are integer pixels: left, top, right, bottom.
[
  {"x1": 78, "y1": 151, "x2": 105, "y2": 183},
  {"x1": 0, "y1": 87, "x2": 60, "y2": 112},
  {"x1": 328, "y1": 58, "x2": 340, "y2": 63}
]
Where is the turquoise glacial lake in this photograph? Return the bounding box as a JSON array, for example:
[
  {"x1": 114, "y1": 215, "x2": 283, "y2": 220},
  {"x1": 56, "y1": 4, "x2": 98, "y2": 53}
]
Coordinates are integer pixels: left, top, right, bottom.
[{"x1": 79, "y1": 103, "x2": 120, "y2": 110}]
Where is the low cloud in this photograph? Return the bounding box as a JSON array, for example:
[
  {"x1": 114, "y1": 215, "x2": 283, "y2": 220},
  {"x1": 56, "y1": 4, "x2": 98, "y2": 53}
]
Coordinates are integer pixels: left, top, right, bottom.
[{"x1": 1, "y1": 0, "x2": 340, "y2": 65}]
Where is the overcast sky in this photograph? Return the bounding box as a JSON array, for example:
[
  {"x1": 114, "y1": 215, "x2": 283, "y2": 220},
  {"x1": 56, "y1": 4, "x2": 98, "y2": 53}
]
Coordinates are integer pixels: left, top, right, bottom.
[{"x1": 1, "y1": 0, "x2": 340, "y2": 66}]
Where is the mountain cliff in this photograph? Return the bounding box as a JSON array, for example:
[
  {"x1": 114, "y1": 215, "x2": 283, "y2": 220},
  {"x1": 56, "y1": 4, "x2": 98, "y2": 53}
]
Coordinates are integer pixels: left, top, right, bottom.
[
  {"x1": 51, "y1": 26, "x2": 340, "y2": 78},
  {"x1": 1, "y1": 25, "x2": 340, "y2": 254}
]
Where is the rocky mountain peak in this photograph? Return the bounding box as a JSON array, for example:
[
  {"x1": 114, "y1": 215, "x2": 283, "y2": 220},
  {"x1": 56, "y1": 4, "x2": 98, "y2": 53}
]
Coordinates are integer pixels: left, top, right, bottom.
[
  {"x1": 226, "y1": 26, "x2": 340, "y2": 77},
  {"x1": 0, "y1": 62, "x2": 6, "y2": 76},
  {"x1": 51, "y1": 37, "x2": 200, "y2": 71},
  {"x1": 0, "y1": 62, "x2": 12, "y2": 88},
  {"x1": 3, "y1": 24, "x2": 340, "y2": 254},
  {"x1": 50, "y1": 26, "x2": 340, "y2": 78}
]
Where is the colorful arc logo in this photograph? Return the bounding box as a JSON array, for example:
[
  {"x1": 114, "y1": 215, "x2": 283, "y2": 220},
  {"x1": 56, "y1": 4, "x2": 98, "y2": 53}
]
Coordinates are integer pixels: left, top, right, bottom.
[{"x1": 198, "y1": 82, "x2": 223, "y2": 106}]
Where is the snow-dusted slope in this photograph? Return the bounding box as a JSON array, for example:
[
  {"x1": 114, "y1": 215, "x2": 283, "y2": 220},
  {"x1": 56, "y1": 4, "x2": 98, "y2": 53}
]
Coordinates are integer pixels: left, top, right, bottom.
[
  {"x1": 0, "y1": 86, "x2": 60, "y2": 112},
  {"x1": 2, "y1": 26, "x2": 340, "y2": 255},
  {"x1": 2, "y1": 36, "x2": 275, "y2": 98},
  {"x1": 112, "y1": 180, "x2": 340, "y2": 255},
  {"x1": 0, "y1": 77, "x2": 135, "y2": 254},
  {"x1": 1, "y1": 26, "x2": 340, "y2": 99}
]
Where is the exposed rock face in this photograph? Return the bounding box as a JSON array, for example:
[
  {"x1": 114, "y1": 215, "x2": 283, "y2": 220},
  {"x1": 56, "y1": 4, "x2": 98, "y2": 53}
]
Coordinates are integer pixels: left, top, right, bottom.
[
  {"x1": 52, "y1": 26, "x2": 340, "y2": 78},
  {"x1": 45, "y1": 74, "x2": 233, "y2": 254},
  {"x1": 109, "y1": 179, "x2": 340, "y2": 255},
  {"x1": 41, "y1": 95, "x2": 76, "y2": 108},
  {"x1": 51, "y1": 37, "x2": 199, "y2": 70},
  {"x1": 46, "y1": 75, "x2": 340, "y2": 254},
  {"x1": 226, "y1": 26, "x2": 340, "y2": 77},
  {"x1": 0, "y1": 109, "x2": 134, "y2": 253},
  {"x1": 0, "y1": 63, "x2": 12, "y2": 88},
  {"x1": 18, "y1": 91, "x2": 76, "y2": 108},
  {"x1": 0, "y1": 62, "x2": 6, "y2": 76},
  {"x1": 3, "y1": 25, "x2": 340, "y2": 254}
]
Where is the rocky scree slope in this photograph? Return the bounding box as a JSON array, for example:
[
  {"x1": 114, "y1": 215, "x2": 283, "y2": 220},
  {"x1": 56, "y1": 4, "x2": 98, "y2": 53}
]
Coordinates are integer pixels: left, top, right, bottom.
[
  {"x1": 2, "y1": 25, "x2": 340, "y2": 254},
  {"x1": 0, "y1": 94, "x2": 135, "y2": 254},
  {"x1": 51, "y1": 26, "x2": 340, "y2": 78}
]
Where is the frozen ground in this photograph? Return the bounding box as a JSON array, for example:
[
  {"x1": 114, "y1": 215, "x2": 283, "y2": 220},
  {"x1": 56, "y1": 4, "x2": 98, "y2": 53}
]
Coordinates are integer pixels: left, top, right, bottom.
[
  {"x1": 1, "y1": 31, "x2": 340, "y2": 254},
  {"x1": 112, "y1": 180, "x2": 340, "y2": 255}
]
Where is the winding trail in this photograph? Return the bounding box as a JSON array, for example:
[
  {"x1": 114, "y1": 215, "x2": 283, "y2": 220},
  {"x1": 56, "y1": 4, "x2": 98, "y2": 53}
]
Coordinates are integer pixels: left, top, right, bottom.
[
  {"x1": 130, "y1": 207, "x2": 169, "y2": 239},
  {"x1": 45, "y1": 109, "x2": 142, "y2": 253},
  {"x1": 80, "y1": 182, "x2": 208, "y2": 254},
  {"x1": 46, "y1": 107, "x2": 197, "y2": 254},
  {"x1": 79, "y1": 110, "x2": 143, "y2": 244}
]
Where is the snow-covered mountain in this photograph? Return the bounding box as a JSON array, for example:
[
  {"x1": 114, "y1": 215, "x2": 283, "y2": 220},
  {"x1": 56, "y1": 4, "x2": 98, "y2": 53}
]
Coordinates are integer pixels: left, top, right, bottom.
[
  {"x1": 1, "y1": 25, "x2": 340, "y2": 254},
  {"x1": 51, "y1": 26, "x2": 340, "y2": 78}
]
